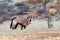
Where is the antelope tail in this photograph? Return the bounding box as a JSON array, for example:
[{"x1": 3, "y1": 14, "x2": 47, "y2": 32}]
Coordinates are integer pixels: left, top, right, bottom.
[{"x1": 10, "y1": 17, "x2": 16, "y2": 28}]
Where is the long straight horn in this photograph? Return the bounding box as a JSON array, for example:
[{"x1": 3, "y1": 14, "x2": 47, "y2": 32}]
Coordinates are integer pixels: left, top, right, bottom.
[{"x1": 10, "y1": 17, "x2": 16, "y2": 28}]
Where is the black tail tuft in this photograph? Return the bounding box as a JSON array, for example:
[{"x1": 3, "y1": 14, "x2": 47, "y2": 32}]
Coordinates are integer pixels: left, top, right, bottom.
[{"x1": 10, "y1": 17, "x2": 16, "y2": 28}]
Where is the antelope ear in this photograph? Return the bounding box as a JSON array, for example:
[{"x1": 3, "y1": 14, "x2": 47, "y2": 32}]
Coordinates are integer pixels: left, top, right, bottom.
[{"x1": 25, "y1": 16, "x2": 28, "y2": 19}]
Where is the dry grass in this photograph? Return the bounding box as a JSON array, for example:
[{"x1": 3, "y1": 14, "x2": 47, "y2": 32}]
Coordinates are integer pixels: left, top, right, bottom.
[
  {"x1": 0, "y1": 17, "x2": 60, "y2": 40},
  {"x1": 0, "y1": 33, "x2": 60, "y2": 40}
]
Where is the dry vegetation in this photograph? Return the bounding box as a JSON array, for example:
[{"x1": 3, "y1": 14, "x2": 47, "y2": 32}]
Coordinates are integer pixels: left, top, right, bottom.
[
  {"x1": 24, "y1": 0, "x2": 41, "y2": 4},
  {"x1": 0, "y1": 0, "x2": 60, "y2": 40},
  {"x1": 0, "y1": 33, "x2": 60, "y2": 40}
]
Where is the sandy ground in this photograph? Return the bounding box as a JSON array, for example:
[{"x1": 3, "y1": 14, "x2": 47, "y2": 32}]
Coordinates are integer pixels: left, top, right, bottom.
[
  {"x1": 0, "y1": 33, "x2": 60, "y2": 40},
  {"x1": 0, "y1": 19, "x2": 60, "y2": 40}
]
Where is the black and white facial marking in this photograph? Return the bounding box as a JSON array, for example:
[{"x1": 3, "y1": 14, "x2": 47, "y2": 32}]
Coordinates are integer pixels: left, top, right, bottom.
[{"x1": 27, "y1": 16, "x2": 31, "y2": 23}]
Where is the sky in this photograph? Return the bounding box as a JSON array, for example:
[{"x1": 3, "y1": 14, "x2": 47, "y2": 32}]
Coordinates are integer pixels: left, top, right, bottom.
[
  {"x1": 0, "y1": 0, "x2": 25, "y2": 3},
  {"x1": 12, "y1": 0, "x2": 25, "y2": 3}
]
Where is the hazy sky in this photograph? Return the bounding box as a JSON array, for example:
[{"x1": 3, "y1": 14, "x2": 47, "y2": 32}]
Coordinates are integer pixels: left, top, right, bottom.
[{"x1": 12, "y1": 0, "x2": 25, "y2": 3}]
